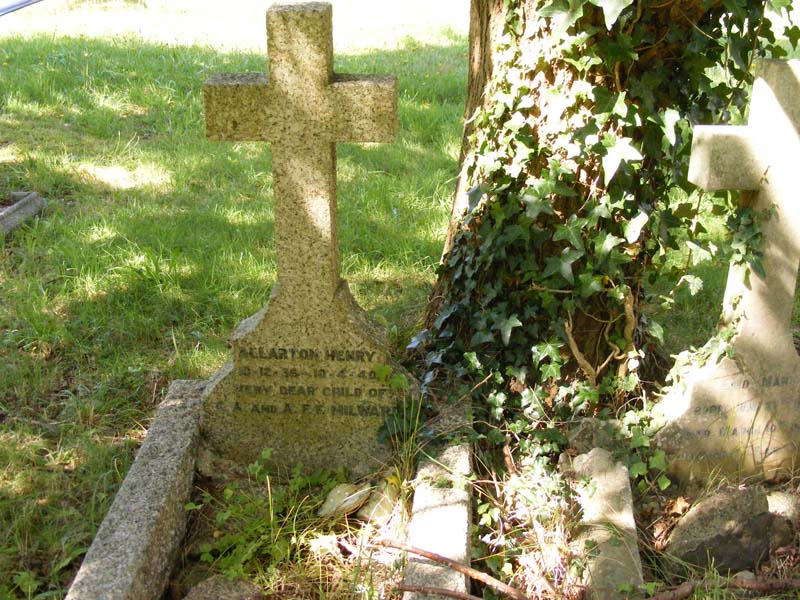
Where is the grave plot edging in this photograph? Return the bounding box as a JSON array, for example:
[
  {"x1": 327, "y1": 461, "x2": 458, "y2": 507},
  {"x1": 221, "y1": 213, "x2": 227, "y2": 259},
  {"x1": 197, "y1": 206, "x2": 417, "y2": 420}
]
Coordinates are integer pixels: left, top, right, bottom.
[
  {"x1": 65, "y1": 380, "x2": 204, "y2": 600},
  {"x1": 0, "y1": 191, "x2": 46, "y2": 235},
  {"x1": 403, "y1": 441, "x2": 473, "y2": 599}
]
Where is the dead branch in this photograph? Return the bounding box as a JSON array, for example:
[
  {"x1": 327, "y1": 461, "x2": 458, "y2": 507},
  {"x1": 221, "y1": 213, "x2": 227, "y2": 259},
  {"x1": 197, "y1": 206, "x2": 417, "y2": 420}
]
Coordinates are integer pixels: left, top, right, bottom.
[
  {"x1": 729, "y1": 577, "x2": 800, "y2": 592},
  {"x1": 396, "y1": 585, "x2": 483, "y2": 600},
  {"x1": 642, "y1": 577, "x2": 800, "y2": 600},
  {"x1": 378, "y1": 540, "x2": 533, "y2": 600}
]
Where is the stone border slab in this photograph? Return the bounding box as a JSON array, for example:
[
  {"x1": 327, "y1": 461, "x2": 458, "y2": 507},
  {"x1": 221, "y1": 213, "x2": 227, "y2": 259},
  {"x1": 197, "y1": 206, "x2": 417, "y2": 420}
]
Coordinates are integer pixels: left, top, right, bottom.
[
  {"x1": 403, "y1": 442, "x2": 473, "y2": 599},
  {"x1": 565, "y1": 447, "x2": 643, "y2": 600},
  {"x1": 65, "y1": 377, "x2": 473, "y2": 599},
  {"x1": 65, "y1": 380, "x2": 204, "y2": 600},
  {"x1": 0, "y1": 191, "x2": 46, "y2": 235}
]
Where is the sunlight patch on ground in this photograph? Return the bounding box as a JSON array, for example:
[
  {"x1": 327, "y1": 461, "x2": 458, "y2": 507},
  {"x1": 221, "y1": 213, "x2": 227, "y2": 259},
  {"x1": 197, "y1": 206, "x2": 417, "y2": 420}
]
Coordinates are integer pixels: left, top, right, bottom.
[
  {"x1": 0, "y1": 0, "x2": 468, "y2": 53},
  {"x1": 89, "y1": 89, "x2": 147, "y2": 118},
  {"x1": 77, "y1": 162, "x2": 172, "y2": 191},
  {"x1": 0, "y1": 141, "x2": 17, "y2": 163},
  {"x1": 85, "y1": 222, "x2": 117, "y2": 244}
]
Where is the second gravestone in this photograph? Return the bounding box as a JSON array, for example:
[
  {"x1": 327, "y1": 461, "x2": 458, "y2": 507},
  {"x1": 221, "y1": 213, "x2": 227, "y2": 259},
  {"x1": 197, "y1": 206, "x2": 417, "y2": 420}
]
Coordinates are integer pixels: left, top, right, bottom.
[
  {"x1": 201, "y1": 2, "x2": 417, "y2": 477},
  {"x1": 656, "y1": 60, "x2": 800, "y2": 481}
]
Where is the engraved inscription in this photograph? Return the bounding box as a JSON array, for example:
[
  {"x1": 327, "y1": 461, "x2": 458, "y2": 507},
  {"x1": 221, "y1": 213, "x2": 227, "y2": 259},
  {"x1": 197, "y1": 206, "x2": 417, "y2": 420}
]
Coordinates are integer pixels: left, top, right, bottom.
[{"x1": 222, "y1": 345, "x2": 400, "y2": 419}]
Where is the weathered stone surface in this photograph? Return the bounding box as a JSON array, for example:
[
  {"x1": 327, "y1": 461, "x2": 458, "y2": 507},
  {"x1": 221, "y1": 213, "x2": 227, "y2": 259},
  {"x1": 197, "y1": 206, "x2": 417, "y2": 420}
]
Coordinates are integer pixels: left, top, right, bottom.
[
  {"x1": 0, "y1": 191, "x2": 45, "y2": 235},
  {"x1": 568, "y1": 417, "x2": 623, "y2": 454},
  {"x1": 65, "y1": 380, "x2": 204, "y2": 600},
  {"x1": 768, "y1": 490, "x2": 800, "y2": 523},
  {"x1": 318, "y1": 483, "x2": 370, "y2": 517},
  {"x1": 201, "y1": 2, "x2": 415, "y2": 477},
  {"x1": 182, "y1": 575, "x2": 263, "y2": 600},
  {"x1": 656, "y1": 60, "x2": 800, "y2": 481},
  {"x1": 566, "y1": 448, "x2": 643, "y2": 600},
  {"x1": 356, "y1": 479, "x2": 400, "y2": 526},
  {"x1": 665, "y1": 487, "x2": 793, "y2": 574},
  {"x1": 403, "y1": 443, "x2": 472, "y2": 600}
]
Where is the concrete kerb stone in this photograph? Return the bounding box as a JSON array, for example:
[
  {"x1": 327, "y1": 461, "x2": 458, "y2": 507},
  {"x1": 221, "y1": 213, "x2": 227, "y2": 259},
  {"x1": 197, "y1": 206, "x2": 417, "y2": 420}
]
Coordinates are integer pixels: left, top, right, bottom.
[
  {"x1": 403, "y1": 442, "x2": 473, "y2": 600},
  {"x1": 564, "y1": 447, "x2": 644, "y2": 600},
  {"x1": 65, "y1": 380, "x2": 204, "y2": 600},
  {"x1": 0, "y1": 191, "x2": 46, "y2": 235},
  {"x1": 66, "y1": 377, "x2": 474, "y2": 598}
]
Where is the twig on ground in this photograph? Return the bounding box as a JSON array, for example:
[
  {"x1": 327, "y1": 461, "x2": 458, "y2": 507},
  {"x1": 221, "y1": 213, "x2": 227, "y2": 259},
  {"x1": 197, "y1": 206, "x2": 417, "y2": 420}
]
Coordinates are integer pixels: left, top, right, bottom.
[
  {"x1": 378, "y1": 540, "x2": 533, "y2": 600},
  {"x1": 729, "y1": 577, "x2": 800, "y2": 592},
  {"x1": 644, "y1": 581, "x2": 695, "y2": 600},
  {"x1": 643, "y1": 577, "x2": 800, "y2": 600},
  {"x1": 396, "y1": 585, "x2": 483, "y2": 600}
]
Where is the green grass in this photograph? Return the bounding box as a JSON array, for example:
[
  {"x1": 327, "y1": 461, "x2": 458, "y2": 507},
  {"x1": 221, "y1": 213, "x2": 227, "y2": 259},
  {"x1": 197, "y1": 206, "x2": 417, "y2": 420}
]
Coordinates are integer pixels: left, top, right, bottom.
[{"x1": 0, "y1": 29, "x2": 466, "y2": 597}]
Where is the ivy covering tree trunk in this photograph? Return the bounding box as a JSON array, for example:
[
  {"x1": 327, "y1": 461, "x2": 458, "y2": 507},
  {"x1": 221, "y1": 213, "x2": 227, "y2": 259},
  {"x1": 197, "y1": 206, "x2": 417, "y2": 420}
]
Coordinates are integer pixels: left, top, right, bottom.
[
  {"x1": 419, "y1": 1, "x2": 794, "y2": 594},
  {"x1": 419, "y1": 0, "x2": 797, "y2": 593},
  {"x1": 425, "y1": 0, "x2": 793, "y2": 413}
]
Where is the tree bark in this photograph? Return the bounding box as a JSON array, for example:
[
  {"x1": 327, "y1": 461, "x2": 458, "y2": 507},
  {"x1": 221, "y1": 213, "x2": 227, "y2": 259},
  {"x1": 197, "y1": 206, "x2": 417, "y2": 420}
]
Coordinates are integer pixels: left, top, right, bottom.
[
  {"x1": 424, "y1": 0, "x2": 754, "y2": 396},
  {"x1": 444, "y1": 0, "x2": 505, "y2": 255}
]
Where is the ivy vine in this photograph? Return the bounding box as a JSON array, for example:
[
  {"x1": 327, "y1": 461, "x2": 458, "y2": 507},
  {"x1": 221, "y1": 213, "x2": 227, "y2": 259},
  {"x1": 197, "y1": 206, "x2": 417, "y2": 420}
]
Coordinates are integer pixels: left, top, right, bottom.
[
  {"x1": 417, "y1": 0, "x2": 794, "y2": 590},
  {"x1": 422, "y1": 0, "x2": 794, "y2": 437}
]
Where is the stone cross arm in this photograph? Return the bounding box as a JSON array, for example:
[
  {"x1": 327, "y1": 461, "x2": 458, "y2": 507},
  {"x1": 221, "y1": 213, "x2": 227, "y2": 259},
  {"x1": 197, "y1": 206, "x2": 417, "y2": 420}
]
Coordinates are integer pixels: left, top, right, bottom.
[
  {"x1": 204, "y1": 72, "x2": 397, "y2": 144},
  {"x1": 688, "y1": 60, "x2": 800, "y2": 193},
  {"x1": 688, "y1": 127, "x2": 764, "y2": 192},
  {"x1": 201, "y1": 2, "x2": 398, "y2": 305}
]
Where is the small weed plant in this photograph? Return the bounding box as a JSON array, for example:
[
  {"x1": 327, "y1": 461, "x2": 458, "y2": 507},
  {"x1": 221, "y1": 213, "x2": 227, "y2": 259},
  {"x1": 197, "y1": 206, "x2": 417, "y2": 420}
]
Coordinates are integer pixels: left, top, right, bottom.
[
  {"x1": 185, "y1": 449, "x2": 345, "y2": 582},
  {"x1": 180, "y1": 448, "x2": 406, "y2": 598}
]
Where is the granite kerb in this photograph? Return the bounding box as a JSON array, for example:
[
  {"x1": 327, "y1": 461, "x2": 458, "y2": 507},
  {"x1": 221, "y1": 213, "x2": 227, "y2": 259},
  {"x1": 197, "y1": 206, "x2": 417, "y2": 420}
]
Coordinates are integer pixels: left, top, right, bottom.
[
  {"x1": 0, "y1": 191, "x2": 46, "y2": 236},
  {"x1": 64, "y1": 380, "x2": 204, "y2": 600},
  {"x1": 65, "y1": 378, "x2": 475, "y2": 600}
]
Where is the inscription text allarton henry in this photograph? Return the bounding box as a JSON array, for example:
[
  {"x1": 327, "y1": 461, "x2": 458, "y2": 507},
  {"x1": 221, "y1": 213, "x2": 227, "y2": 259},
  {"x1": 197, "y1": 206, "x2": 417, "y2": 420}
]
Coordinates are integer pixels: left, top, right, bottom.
[{"x1": 213, "y1": 345, "x2": 397, "y2": 418}]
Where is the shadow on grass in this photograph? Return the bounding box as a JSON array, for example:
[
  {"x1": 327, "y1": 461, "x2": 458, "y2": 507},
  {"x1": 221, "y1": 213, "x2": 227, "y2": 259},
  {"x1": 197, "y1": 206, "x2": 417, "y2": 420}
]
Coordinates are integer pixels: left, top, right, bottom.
[{"x1": 0, "y1": 32, "x2": 466, "y2": 594}]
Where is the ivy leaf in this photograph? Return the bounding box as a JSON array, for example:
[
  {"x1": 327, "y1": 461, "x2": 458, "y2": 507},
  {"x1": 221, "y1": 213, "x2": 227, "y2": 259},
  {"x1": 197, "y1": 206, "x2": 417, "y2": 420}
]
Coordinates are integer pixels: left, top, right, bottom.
[
  {"x1": 498, "y1": 314, "x2": 523, "y2": 346},
  {"x1": 722, "y1": 0, "x2": 746, "y2": 21},
  {"x1": 465, "y1": 182, "x2": 488, "y2": 215},
  {"x1": 630, "y1": 426, "x2": 650, "y2": 449},
  {"x1": 595, "y1": 231, "x2": 625, "y2": 258},
  {"x1": 406, "y1": 329, "x2": 430, "y2": 351},
  {"x1": 553, "y1": 217, "x2": 585, "y2": 250},
  {"x1": 769, "y1": 0, "x2": 791, "y2": 10},
  {"x1": 649, "y1": 450, "x2": 668, "y2": 471},
  {"x1": 601, "y1": 135, "x2": 642, "y2": 185},
  {"x1": 470, "y1": 329, "x2": 495, "y2": 346},
  {"x1": 624, "y1": 211, "x2": 649, "y2": 243},
  {"x1": 543, "y1": 247, "x2": 583, "y2": 284},
  {"x1": 434, "y1": 303, "x2": 458, "y2": 330},
  {"x1": 629, "y1": 460, "x2": 647, "y2": 478},
  {"x1": 588, "y1": 0, "x2": 634, "y2": 29},
  {"x1": 673, "y1": 202, "x2": 696, "y2": 219},
  {"x1": 678, "y1": 275, "x2": 703, "y2": 296},
  {"x1": 540, "y1": 361, "x2": 562, "y2": 380},
  {"x1": 577, "y1": 273, "x2": 604, "y2": 298},
  {"x1": 532, "y1": 339, "x2": 562, "y2": 365},
  {"x1": 685, "y1": 241, "x2": 712, "y2": 265},
  {"x1": 523, "y1": 194, "x2": 554, "y2": 220},
  {"x1": 540, "y1": 0, "x2": 586, "y2": 37},
  {"x1": 785, "y1": 25, "x2": 800, "y2": 50},
  {"x1": 661, "y1": 108, "x2": 681, "y2": 146}
]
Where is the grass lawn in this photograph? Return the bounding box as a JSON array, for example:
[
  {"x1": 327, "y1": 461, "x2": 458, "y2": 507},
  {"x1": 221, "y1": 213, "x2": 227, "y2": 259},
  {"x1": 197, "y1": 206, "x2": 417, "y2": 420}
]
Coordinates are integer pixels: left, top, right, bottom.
[{"x1": 0, "y1": 1, "x2": 467, "y2": 596}]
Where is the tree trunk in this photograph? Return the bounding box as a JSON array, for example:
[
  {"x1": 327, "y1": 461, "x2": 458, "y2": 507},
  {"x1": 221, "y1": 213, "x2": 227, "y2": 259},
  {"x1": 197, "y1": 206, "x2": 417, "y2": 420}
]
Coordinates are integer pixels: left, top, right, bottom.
[
  {"x1": 424, "y1": 0, "x2": 772, "y2": 407},
  {"x1": 443, "y1": 0, "x2": 505, "y2": 255}
]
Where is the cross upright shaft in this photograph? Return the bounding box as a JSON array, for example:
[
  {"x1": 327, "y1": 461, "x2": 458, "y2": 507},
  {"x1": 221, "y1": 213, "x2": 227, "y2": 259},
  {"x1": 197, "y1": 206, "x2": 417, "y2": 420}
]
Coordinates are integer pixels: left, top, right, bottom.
[
  {"x1": 204, "y1": 2, "x2": 397, "y2": 307},
  {"x1": 689, "y1": 60, "x2": 800, "y2": 357}
]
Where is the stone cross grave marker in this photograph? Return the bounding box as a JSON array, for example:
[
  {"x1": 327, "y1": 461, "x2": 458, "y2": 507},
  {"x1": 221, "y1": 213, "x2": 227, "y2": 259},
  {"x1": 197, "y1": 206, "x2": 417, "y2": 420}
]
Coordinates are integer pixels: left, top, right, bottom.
[
  {"x1": 200, "y1": 2, "x2": 416, "y2": 477},
  {"x1": 656, "y1": 60, "x2": 800, "y2": 481}
]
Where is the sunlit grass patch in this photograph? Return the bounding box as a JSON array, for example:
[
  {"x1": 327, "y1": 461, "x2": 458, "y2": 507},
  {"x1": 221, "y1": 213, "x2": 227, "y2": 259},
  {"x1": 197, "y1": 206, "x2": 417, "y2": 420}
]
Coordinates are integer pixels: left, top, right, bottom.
[{"x1": 0, "y1": 22, "x2": 466, "y2": 596}]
